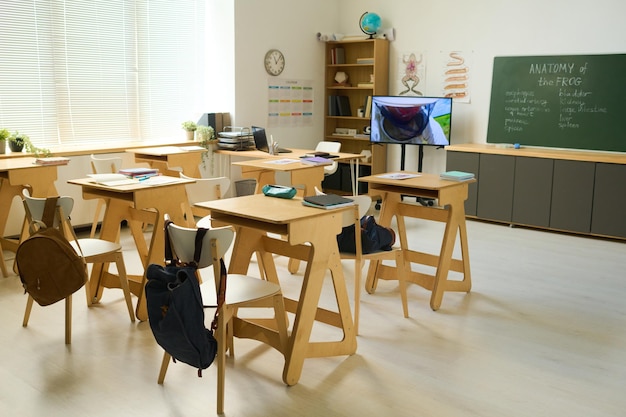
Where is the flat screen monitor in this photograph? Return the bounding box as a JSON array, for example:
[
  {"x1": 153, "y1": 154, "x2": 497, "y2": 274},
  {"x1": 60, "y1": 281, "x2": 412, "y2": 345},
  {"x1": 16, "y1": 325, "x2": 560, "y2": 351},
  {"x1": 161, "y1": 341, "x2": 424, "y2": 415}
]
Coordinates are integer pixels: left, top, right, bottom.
[{"x1": 370, "y1": 96, "x2": 452, "y2": 146}]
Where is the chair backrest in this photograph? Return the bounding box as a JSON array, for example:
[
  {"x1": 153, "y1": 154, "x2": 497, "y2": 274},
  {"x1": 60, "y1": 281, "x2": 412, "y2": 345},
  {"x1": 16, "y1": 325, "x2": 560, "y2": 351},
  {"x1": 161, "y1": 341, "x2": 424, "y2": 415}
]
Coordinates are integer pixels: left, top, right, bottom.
[
  {"x1": 315, "y1": 141, "x2": 342, "y2": 176},
  {"x1": 341, "y1": 195, "x2": 372, "y2": 228},
  {"x1": 166, "y1": 220, "x2": 234, "y2": 269},
  {"x1": 22, "y1": 189, "x2": 74, "y2": 230},
  {"x1": 180, "y1": 173, "x2": 231, "y2": 204},
  {"x1": 90, "y1": 154, "x2": 122, "y2": 174}
]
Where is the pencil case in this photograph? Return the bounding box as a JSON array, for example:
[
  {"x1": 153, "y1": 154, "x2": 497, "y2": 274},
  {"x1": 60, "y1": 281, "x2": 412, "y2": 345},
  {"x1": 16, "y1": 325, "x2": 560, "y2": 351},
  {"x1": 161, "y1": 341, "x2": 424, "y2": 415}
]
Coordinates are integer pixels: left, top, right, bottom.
[{"x1": 261, "y1": 184, "x2": 297, "y2": 199}]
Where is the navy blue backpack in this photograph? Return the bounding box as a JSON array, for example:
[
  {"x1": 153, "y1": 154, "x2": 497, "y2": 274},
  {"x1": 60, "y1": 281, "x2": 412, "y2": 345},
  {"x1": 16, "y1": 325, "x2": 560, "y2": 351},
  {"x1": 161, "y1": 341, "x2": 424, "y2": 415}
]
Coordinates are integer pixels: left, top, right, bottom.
[{"x1": 145, "y1": 221, "x2": 226, "y2": 376}]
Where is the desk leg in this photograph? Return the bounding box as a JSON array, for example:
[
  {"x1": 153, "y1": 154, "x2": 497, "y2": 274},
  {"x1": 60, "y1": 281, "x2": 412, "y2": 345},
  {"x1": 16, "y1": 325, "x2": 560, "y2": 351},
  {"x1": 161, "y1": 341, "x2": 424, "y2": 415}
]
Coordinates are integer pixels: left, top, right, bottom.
[
  {"x1": 430, "y1": 197, "x2": 472, "y2": 310},
  {"x1": 366, "y1": 191, "x2": 472, "y2": 311}
]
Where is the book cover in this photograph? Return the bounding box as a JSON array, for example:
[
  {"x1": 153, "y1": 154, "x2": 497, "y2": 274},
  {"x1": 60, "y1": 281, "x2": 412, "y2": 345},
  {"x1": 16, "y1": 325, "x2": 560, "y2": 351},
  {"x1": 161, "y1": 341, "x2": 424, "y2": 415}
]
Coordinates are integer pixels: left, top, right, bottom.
[
  {"x1": 440, "y1": 171, "x2": 475, "y2": 181},
  {"x1": 364, "y1": 95, "x2": 372, "y2": 118},
  {"x1": 301, "y1": 156, "x2": 332, "y2": 166},
  {"x1": 328, "y1": 95, "x2": 339, "y2": 116},
  {"x1": 118, "y1": 167, "x2": 159, "y2": 177},
  {"x1": 336, "y1": 95, "x2": 352, "y2": 117},
  {"x1": 35, "y1": 157, "x2": 70, "y2": 166},
  {"x1": 303, "y1": 194, "x2": 355, "y2": 208}
]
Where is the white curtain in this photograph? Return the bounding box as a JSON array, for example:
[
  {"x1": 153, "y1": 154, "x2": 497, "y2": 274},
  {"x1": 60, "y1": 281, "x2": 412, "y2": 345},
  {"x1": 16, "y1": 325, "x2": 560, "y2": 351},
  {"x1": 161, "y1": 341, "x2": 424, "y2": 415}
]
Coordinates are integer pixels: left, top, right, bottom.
[{"x1": 0, "y1": 0, "x2": 206, "y2": 147}]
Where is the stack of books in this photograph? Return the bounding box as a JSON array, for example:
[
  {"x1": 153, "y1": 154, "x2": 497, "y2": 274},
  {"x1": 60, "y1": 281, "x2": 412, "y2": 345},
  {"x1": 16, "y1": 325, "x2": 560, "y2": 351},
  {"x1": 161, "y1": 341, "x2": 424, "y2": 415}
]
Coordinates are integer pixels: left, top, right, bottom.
[
  {"x1": 35, "y1": 157, "x2": 70, "y2": 166},
  {"x1": 118, "y1": 167, "x2": 159, "y2": 179},
  {"x1": 439, "y1": 171, "x2": 475, "y2": 181},
  {"x1": 302, "y1": 194, "x2": 355, "y2": 210}
]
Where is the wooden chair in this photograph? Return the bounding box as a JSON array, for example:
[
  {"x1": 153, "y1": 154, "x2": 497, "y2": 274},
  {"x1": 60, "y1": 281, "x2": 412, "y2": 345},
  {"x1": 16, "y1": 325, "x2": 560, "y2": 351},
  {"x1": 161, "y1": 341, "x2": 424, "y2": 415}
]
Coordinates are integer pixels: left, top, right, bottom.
[
  {"x1": 22, "y1": 191, "x2": 135, "y2": 344},
  {"x1": 338, "y1": 195, "x2": 409, "y2": 334},
  {"x1": 89, "y1": 154, "x2": 122, "y2": 238},
  {"x1": 315, "y1": 141, "x2": 341, "y2": 176},
  {"x1": 179, "y1": 173, "x2": 231, "y2": 221},
  {"x1": 157, "y1": 217, "x2": 289, "y2": 415}
]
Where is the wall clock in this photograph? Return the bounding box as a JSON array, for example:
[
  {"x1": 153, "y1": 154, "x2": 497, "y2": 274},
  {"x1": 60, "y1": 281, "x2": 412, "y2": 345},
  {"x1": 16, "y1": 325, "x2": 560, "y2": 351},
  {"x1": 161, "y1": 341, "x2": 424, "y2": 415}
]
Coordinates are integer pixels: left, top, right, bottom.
[{"x1": 264, "y1": 49, "x2": 285, "y2": 76}]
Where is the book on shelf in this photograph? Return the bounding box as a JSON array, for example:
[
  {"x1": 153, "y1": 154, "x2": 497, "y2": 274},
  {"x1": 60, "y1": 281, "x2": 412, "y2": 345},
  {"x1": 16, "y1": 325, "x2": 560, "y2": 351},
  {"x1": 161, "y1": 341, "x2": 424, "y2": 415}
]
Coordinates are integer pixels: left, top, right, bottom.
[
  {"x1": 356, "y1": 57, "x2": 374, "y2": 64},
  {"x1": 35, "y1": 157, "x2": 70, "y2": 166},
  {"x1": 302, "y1": 194, "x2": 355, "y2": 210},
  {"x1": 440, "y1": 171, "x2": 475, "y2": 181},
  {"x1": 300, "y1": 156, "x2": 333, "y2": 166},
  {"x1": 357, "y1": 82, "x2": 374, "y2": 88},
  {"x1": 328, "y1": 95, "x2": 339, "y2": 116},
  {"x1": 336, "y1": 95, "x2": 352, "y2": 116},
  {"x1": 331, "y1": 47, "x2": 345, "y2": 65},
  {"x1": 364, "y1": 95, "x2": 372, "y2": 118}
]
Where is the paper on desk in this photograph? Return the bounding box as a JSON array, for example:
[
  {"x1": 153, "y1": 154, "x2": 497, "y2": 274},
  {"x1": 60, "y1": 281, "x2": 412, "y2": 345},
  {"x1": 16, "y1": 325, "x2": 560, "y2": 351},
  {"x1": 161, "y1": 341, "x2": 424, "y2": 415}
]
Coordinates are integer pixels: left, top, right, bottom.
[
  {"x1": 264, "y1": 158, "x2": 299, "y2": 165},
  {"x1": 87, "y1": 173, "x2": 138, "y2": 186},
  {"x1": 377, "y1": 173, "x2": 420, "y2": 180},
  {"x1": 142, "y1": 176, "x2": 182, "y2": 185},
  {"x1": 179, "y1": 145, "x2": 205, "y2": 151}
]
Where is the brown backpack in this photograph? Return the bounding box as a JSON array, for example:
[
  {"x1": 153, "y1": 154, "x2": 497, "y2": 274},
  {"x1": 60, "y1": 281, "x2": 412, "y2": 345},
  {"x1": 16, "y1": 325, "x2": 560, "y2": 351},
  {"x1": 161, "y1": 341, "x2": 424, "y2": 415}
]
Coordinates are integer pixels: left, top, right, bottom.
[{"x1": 16, "y1": 197, "x2": 88, "y2": 306}]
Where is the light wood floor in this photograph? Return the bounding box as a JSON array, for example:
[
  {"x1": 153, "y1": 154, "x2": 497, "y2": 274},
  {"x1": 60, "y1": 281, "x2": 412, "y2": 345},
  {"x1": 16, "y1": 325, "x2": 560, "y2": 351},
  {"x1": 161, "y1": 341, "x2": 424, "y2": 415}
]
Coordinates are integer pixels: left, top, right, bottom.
[{"x1": 1, "y1": 211, "x2": 625, "y2": 417}]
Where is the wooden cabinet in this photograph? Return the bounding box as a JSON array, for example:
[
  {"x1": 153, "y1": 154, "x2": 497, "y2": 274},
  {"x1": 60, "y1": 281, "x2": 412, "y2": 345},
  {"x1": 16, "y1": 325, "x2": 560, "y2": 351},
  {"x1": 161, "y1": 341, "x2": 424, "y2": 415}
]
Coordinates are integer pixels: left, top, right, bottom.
[
  {"x1": 446, "y1": 144, "x2": 626, "y2": 240},
  {"x1": 322, "y1": 39, "x2": 389, "y2": 193}
]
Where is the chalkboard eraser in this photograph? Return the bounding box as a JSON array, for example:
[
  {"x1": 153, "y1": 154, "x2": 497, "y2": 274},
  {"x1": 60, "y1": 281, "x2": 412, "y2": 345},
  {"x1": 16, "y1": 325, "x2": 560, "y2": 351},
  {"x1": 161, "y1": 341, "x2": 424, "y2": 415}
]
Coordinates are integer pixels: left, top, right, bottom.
[{"x1": 495, "y1": 143, "x2": 511, "y2": 148}]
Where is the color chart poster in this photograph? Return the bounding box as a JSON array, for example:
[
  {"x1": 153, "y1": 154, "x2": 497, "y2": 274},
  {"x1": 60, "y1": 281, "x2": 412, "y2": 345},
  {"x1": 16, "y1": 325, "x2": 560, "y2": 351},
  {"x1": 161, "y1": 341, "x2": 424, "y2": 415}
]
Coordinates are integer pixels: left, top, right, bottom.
[{"x1": 268, "y1": 79, "x2": 314, "y2": 127}]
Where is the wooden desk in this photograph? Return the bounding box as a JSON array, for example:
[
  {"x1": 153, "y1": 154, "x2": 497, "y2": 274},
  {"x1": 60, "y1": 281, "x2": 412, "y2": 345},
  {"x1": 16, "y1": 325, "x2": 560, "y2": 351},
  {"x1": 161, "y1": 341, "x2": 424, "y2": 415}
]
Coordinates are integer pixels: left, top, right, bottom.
[
  {"x1": 197, "y1": 194, "x2": 357, "y2": 386},
  {"x1": 359, "y1": 172, "x2": 475, "y2": 311},
  {"x1": 0, "y1": 157, "x2": 59, "y2": 277},
  {"x1": 216, "y1": 148, "x2": 364, "y2": 195},
  {"x1": 127, "y1": 146, "x2": 205, "y2": 178},
  {"x1": 233, "y1": 158, "x2": 325, "y2": 197},
  {"x1": 68, "y1": 176, "x2": 194, "y2": 321}
]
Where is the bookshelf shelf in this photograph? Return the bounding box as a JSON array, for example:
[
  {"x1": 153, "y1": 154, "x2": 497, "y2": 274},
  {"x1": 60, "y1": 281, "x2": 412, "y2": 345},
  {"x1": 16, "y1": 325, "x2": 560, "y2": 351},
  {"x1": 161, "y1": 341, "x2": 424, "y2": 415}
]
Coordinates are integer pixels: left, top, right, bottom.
[{"x1": 324, "y1": 39, "x2": 389, "y2": 194}]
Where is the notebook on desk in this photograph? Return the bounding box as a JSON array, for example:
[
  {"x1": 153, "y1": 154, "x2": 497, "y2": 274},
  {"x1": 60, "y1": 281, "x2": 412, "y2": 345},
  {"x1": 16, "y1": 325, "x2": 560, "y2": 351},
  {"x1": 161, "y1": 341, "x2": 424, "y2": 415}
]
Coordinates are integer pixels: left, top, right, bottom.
[{"x1": 251, "y1": 126, "x2": 292, "y2": 153}]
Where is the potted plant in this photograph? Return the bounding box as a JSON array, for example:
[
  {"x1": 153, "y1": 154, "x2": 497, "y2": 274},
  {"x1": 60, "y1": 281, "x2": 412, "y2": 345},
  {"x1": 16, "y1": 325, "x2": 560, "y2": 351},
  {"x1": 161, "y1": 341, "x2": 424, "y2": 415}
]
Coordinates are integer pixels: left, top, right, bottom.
[
  {"x1": 9, "y1": 131, "x2": 27, "y2": 152},
  {"x1": 197, "y1": 125, "x2": 217, "y2": 175},
  {"x1": 0, "y1": 128, "x2": 9, "y2": 154},
  {"x1": 181, "y1": 121, "x2": 197, "y2": 141},
  {"x1": 8, "y1": 131, "x2": 52, "y2": 156}
]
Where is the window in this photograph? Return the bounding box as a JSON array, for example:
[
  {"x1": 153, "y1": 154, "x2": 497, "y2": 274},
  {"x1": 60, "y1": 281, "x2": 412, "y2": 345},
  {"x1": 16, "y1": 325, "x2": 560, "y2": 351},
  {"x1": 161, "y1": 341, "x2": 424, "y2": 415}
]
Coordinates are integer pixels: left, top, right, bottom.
[{"x1": 0, "y1": 0, "x2": 206, "y2": 148}]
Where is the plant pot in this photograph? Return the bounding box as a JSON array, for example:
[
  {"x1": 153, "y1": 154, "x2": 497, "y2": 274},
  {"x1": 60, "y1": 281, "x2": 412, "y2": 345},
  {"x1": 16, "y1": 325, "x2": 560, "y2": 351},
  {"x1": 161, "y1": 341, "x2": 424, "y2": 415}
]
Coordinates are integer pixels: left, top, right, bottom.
[
  {"x1": 186, "y1": 130, "x2": 195, "y2": 141},
  {"x1": 9, "y1": 140, "x2": 24, "y2": 152},
  {"x1": 0, "y1": 140, "x2": 6, "y2": 154}
]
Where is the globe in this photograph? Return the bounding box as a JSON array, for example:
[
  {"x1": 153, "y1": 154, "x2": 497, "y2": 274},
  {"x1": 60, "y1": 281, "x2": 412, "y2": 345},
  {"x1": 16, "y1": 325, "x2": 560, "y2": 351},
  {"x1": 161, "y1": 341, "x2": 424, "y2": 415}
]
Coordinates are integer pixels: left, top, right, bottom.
[{"x1": 359, "y1": 12, "x2": 381, "y2": 38}]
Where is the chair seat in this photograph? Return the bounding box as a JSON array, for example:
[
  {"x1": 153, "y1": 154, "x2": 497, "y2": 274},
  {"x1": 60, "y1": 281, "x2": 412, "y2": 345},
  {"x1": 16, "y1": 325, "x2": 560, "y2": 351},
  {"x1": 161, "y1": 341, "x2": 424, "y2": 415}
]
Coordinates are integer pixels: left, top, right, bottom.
[
  {"x1": 70, "y1": 239, "x2": 122, "y2": 258},
  {"x1": 201, "y1": 275, "x2": 282, "y2": 306}
]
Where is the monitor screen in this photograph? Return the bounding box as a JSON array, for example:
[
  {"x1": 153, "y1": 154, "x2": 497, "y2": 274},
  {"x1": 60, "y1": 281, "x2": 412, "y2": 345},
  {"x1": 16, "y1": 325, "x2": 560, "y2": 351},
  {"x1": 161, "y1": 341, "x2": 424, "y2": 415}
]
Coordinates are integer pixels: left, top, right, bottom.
[{"x1": 370, "y1": 96, "x2": 452, "y2": 146}]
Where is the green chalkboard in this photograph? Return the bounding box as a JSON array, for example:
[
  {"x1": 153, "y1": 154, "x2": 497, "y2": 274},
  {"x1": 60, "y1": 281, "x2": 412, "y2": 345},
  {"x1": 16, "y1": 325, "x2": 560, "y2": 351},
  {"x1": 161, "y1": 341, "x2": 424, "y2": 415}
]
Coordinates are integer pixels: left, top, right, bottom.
[{"x1": 487, "y1": 54, "x2": 626, "y2": 152}]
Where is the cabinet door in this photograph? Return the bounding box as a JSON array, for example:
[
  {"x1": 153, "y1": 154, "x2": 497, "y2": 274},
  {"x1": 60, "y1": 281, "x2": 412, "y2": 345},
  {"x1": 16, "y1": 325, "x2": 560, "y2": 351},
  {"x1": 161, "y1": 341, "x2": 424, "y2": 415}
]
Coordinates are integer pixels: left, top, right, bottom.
[
  {"x1": 591, "y1": 163, "x2": 626, "y2": 238},
  {"x1": 550, "y1": 160, "x2": 594, "y2": 233},
  {"x1": 446, "y1": 151, "x2": 478, "y2": 216},
  {"x1": 476, "y1": 154, "x2": 515, "y2": 222},
  {"x1": 512, "y1": 157, "x2": 553, "y2": 227}
]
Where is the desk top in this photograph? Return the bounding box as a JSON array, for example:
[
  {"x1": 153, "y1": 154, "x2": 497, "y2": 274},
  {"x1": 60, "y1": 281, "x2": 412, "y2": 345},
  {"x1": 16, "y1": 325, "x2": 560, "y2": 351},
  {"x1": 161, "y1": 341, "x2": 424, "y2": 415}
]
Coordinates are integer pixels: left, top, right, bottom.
[
  {"x1": 126, "y1": 145, "x2": 206, "y2": 156},
  {"x1": 0, "y1": 157, "x2": 60, "y2": 172},
  {"x1": 216, "y1": 148, "x2": 363, "y2": 162},
  {"x1": 360, "y1": 172, "x2": 476, "y2": 190},
  {"x1": 233, "y1": 158, "x2": 327, "y2": 173},
  {"x1": 68, "y1": 176, "x2": 193, "y2": 193},
  {"x1": 198, "y1": 194, "x2": 350, "y2": 224}
]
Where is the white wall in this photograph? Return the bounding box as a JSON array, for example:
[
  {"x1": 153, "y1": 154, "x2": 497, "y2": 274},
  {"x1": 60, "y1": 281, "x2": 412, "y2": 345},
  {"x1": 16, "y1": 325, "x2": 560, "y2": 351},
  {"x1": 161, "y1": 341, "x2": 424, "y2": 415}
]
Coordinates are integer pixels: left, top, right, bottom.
[
  {"x1": 232, "y1": 0, "x2": 338, "y2": 150},
  {"x1": 232, "y1": 0, "x2": 626, "y2": 174}
]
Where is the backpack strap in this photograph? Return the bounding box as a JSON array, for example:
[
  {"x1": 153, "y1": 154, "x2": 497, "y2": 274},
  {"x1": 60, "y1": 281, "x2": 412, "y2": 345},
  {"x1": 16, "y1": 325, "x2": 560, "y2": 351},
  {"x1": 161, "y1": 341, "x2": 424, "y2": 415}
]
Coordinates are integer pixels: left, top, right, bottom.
[
  {"x1": 210, "y1": 258, "x2": 227, "y2": 332},
  {"x1": 41, "y1": 196, "x2": 60, "y2": 228}
]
